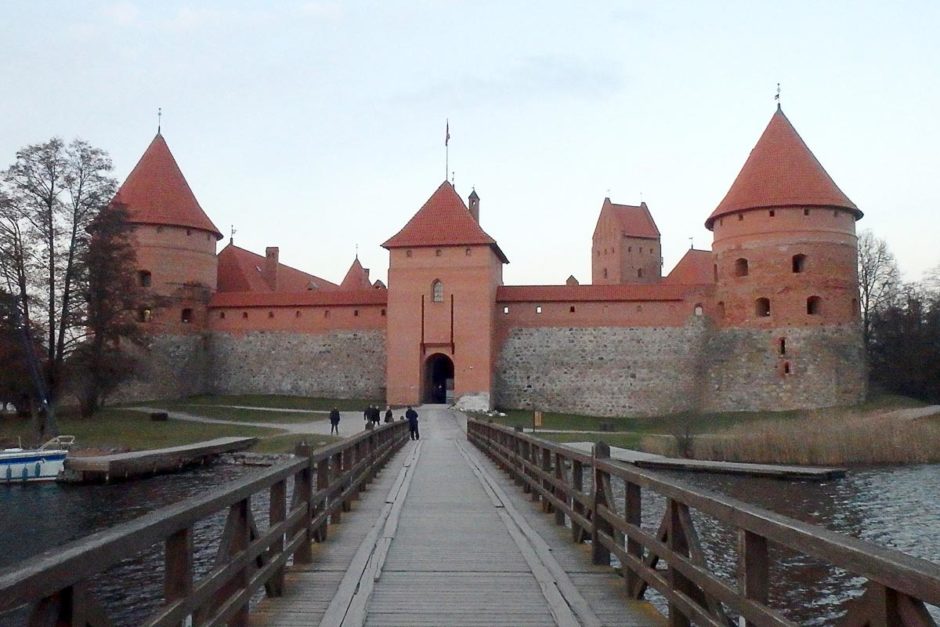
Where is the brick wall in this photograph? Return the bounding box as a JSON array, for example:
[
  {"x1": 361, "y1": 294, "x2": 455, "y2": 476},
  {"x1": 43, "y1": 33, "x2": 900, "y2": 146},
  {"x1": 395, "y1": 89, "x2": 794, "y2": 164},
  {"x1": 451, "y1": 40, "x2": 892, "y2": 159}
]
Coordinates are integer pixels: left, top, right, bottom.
[
  {"x1": 209, "y1": 330, "x2": 386, "y2": 399},
  {"x1": 111, "y1": 334, "x2": 211, "y2": 402},
  {"x1": 493, "y1": 320, "x2": 710, "y2": 417}
]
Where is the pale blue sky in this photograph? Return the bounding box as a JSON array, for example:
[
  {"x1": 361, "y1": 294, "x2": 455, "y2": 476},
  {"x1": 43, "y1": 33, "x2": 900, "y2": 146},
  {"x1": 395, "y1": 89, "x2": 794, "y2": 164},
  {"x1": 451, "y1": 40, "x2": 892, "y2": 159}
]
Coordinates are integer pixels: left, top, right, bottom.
[{"x1": 2, "y1": 1, "x2": 937, "y2": 286}]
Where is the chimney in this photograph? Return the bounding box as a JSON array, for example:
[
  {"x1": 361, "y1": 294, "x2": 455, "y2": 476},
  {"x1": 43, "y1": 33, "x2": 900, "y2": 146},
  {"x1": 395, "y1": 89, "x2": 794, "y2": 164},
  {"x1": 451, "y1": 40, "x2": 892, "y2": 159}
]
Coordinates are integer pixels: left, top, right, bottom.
[
  {"x1": 468, "y1": 189, "x2": 480, "y2": 222},
  {"x1": 263, "y1": 246, "x2": 279, "y2": 290}
]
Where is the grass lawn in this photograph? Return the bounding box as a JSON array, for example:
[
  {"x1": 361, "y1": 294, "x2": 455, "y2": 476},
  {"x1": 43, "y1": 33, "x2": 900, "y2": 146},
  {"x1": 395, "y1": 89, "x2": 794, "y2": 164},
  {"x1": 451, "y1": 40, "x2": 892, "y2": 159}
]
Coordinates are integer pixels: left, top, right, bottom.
[
  {"x1": 150, "y1": 395, "x2": 383, "y2": 412},
  {"x1": 0, "y1": 408, "x2": 283, "y2": 452},
  {"x1": 143, "y1": 403, "x2": 328, "y2": 424}
]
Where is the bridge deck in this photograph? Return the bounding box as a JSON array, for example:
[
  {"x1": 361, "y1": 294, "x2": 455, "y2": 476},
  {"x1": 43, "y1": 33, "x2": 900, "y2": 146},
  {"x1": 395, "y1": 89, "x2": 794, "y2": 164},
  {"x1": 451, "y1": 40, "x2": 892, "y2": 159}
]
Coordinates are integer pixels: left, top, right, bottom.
[{"x1": 251, "y1": 407, "x2": 663, "y2": 626}]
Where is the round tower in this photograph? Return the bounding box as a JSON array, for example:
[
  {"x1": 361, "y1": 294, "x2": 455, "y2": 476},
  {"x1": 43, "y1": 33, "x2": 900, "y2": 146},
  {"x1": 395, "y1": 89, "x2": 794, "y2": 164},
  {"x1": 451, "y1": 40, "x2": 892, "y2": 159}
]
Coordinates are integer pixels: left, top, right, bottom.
[
  {"x1": 112, "y1": 133, "x2": 222, "y2": 333},
  {"x1": 703, "y1": 106, "x2": 866, "y2": 410}
]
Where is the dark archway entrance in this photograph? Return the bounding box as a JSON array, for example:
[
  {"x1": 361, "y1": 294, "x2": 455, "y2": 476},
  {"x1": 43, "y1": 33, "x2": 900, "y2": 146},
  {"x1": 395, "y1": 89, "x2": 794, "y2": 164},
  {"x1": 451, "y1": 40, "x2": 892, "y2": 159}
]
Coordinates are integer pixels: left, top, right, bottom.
[{"x1": 424, "y1": 353, "x2": 454, "y2": 404}]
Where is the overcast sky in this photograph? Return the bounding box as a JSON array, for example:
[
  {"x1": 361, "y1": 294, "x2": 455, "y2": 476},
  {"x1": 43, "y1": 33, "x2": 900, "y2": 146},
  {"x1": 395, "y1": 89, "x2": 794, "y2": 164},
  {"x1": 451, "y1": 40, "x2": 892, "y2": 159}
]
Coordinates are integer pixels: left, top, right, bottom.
[{"x1": 2, "y1": 1, "x2": 937, "y2": 287}]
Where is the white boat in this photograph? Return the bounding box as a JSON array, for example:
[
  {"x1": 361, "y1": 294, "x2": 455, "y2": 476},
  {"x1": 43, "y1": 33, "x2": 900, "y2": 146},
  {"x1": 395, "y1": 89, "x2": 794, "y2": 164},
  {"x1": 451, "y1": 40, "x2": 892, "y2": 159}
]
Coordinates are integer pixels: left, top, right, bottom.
[{"x1": 0, "y1": 436, "x2": 75, "y2": 483}]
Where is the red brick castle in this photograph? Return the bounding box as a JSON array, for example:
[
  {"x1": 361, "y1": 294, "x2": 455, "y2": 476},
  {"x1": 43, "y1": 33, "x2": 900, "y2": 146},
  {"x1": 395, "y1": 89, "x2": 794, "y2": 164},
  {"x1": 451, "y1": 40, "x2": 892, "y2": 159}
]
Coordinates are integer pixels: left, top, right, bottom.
[{"x1": 114, "y1": 106, "x2": 867, "y2": 416}]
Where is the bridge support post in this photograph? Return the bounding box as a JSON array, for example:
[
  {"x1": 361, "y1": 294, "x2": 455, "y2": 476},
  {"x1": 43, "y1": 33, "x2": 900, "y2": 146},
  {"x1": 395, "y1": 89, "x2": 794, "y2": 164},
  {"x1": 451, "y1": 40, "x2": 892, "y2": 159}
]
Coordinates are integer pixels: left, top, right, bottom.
[
  {"x1": 625, "y1": 481, "x2": 642, "y2": 597},
  {"x1": 290, "y1": 449, "x2": 313, "y2": 565},
  {"x1": 269, "y1": 480, "x2": 286, "y2": 594},
  {"x1": 554, "y1": 452, "x2": 566, "y2": 526},
  {"x1": 738, "y1": 529, "x2": 768, "y2": 626},
  {"x1": 315, "y1": 459, "x2": 330, "y2": 541},
  {"x1": 592, "y1": 442, "x2": 612, "y2": 566},
  {"x1": 165, "y1": 527, "x2": 194, "y2": 608},
  {"x1": 571, "y1": 459, "x2": 584, "y2": 542},
  {"x1": 541, "y1": 448, "x2": 553, "y2": 513}
]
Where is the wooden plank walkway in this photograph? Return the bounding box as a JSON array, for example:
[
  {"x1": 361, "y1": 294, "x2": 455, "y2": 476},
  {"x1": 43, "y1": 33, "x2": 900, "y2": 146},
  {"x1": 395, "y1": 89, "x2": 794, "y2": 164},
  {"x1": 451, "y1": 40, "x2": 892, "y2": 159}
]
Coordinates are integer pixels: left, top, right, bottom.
[{"x1": 251, "y1": 407, "x2": 663, "y2": 626}]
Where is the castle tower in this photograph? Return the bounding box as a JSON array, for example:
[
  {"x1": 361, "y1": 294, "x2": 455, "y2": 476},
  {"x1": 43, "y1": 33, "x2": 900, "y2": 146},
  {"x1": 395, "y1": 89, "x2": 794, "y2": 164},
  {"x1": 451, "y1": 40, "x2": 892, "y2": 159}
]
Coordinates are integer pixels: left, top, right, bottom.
[
  {"x1": 703, "y1": 106, "x2": 866, "y2": 409},
  {"x1": 112, "y1": 133, "x2": 223, "y2": 332},
  {"x1": 592, "y1": 199, "x2": 662, "y2": 284},
  {"x1": 382, "y1": 182, "x2": 508, "y2": 409}
]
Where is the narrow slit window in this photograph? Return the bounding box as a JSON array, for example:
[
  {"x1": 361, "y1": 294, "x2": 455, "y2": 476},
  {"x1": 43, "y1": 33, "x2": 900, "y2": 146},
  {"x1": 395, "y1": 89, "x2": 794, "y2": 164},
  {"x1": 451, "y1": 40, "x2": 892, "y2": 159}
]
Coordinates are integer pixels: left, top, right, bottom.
[
  {"x1": 807, "y1": 296, "x2": 821, "y2": 315},
  {"x1": 755, "y1": 298, "x2": 771, "y2": 317},
  {"x1": 792, "y1": 254, "x2": 807, "y2": 273},
  {"x1": 734, "y1": 258, "x2": 749, "y2": 277},
  {"x1": 181, "y1": 308, "x2": 193, "y2": 323},
  {"x1": 431, "y1": 279, "x2": 444, "y2": 303}
]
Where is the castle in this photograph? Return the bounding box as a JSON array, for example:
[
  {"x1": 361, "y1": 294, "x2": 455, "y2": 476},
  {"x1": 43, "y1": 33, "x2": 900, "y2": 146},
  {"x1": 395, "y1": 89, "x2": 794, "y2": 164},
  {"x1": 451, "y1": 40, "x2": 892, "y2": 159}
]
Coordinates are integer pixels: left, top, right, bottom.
[{"x1": 115, "y1": 105, "x2": 867, "y2": 416}]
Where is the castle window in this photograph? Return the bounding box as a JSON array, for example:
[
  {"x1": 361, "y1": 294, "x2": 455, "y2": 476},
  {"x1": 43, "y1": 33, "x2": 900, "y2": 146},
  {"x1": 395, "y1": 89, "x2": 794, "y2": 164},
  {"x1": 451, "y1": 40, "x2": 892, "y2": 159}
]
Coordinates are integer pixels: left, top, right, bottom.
[
  {"x1": 435, "y1": 249, "x2": 442, "y2": 257},
  {"x1": 181, "y1": 308, "x2": 193, "y2": 324},
  {"x1": 406, "y1": 249, "x2": 413, "y2": 258},
  {"x1": 157, "y1": 226, "x2": 163, "y2": 233},
  {"x1": 738, "y1": 214, "x2": 744, "y2": 221},
  {"x1": 779, "y1": 337, "x2": 786, "y2": 355},
  {"x1": 792, "y1": 254, "x2": 807, "y2": 273},
  {"x1": 219, "y1": 312, "x2": 226, "y2": 319},
  {"x1": 295, "y1": 310, "x2": 301, "y2": 318},
  {"x1": 381, "y1": 308, "x2": 386, "y2": 316},
  {"x1": 536, "y1": 305, "x2": 542, "y2": 314},
  {"x1": 734, "y1": 258, "x2": 749, "y2": 277},
  {"x1": 755, "y1": 298, "x2": 771, "y2": 317},
  {"x1": 207, "y1": 233, "x2": 211, "y2": 240},
  {"x1": 639, "y1": 247, "x2": 643, "y2": 253},
  {"x1": 694, "y1": 304, "x2": 704, "y2": 316},
  {"x1": 324, "y1": 310, "x2": 330, "y2": 318},
  {"x1": 431, "y1": 280, "x2": 444, "y2": 303},
  {"x1": 833, "y1": 210, "x2": 839, "y2": 217},
  {"x1": 803, "y1": 208, "x2": 811, "y2": 216},
  {"x1": 637, "y1": 268, "x2": 643, "y2": 278},
  {"x1": 603, "y1": 268, "x2": 608, "y2": 279},
  {"x1": 503, "y1": 306, "x2": 509, "y2": 314},
  {"x1": 717, "y1": 301, "x2": 725, "y2": 318},
  {"x1": 268, "y1": 311, "x2": 274, "y2": 319},
  {"x1": 138, "y1": 308, "x2": 152, "y2": 323},
  {"x1": 242, "y1": 311, "x2": 248, "y2": 319},
  {"x1": 807, "y1": 296, "x2": 822, "y2": 315},
  {"x1": 628, "y1": 246, "x2": 632, "y2": 252},
  {"x1": 354, "y1": 309, "x2": 359, "y2": 317},
  {"x1": 769, "y1": 209, "x2": 775, "y2": 217},
  {"x1": 783, "y1": 361, "x2": 792, "y2": 375},
  {"x1": 138, "y1": 270, "x2": 152, "y2": 287},
  {"x1": 570, "y1": 306, "x2": 576, "y2": 313},
  {"x1": 186, "y1": 229, "x2": 192, "y2": 236},
  {"x1": 465, "y1": 248, "x2": 472, "y2": 256}
]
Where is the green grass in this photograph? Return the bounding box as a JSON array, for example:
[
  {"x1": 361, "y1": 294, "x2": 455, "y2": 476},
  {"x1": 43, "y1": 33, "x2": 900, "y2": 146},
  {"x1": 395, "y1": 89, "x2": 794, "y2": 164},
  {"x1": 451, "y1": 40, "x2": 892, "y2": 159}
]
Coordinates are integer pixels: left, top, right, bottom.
[
  {"x1": 147, "y1": 395, "x2": 383, "y2": 412},
  {"x1": 0, "y1": 408, "x2": 284, "y2": 451},
  {"x1": 144, "y1": 403, "x2": 327, "y2": 424}
]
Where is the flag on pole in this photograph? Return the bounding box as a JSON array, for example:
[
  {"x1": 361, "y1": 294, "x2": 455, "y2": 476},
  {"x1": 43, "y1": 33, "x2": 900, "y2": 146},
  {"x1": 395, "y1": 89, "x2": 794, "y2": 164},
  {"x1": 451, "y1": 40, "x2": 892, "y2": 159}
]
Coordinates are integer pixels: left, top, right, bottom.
[{"x1": 445, "y1": 120, "x2": 450, "y2": 147}]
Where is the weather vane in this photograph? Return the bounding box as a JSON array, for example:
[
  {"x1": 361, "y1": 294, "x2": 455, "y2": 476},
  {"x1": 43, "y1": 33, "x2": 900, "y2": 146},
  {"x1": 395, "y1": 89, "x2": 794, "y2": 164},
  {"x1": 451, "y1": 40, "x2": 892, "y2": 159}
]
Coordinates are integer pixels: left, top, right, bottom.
[
  {"x1": 157, "y1": 107, "x2": 162, "y2": 133},
  {"x1": 689, "y1": 236, "x2": 694, "y2": 249},
  {"x1": 775, "y1": 83, "x2": 781, "y2": 106},
  {"x1": 230, "y1": 224, "x2": 236, "y2": 244}
]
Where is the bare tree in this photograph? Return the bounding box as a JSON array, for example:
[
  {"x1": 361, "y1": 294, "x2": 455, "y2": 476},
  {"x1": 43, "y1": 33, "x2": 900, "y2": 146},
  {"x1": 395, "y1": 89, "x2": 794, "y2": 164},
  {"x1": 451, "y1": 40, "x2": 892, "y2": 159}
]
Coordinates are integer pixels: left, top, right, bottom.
[
  {"x1": 1, "y1": 138, "x2": 117, "y2": 437},
  {"x1": 857, "y1": 229, "x2": 900, "y2": 347}
]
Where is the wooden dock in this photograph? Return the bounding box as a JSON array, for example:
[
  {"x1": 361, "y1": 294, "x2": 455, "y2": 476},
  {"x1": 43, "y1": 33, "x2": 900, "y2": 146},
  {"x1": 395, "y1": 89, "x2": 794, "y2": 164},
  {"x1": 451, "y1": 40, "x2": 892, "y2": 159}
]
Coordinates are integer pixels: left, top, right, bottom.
[
  {"x1": 252, "y1": 408, "x2": 663, "y2": 626},
  {"x1": 61, "y1": 436, "x2": 258, "y2": 483}
]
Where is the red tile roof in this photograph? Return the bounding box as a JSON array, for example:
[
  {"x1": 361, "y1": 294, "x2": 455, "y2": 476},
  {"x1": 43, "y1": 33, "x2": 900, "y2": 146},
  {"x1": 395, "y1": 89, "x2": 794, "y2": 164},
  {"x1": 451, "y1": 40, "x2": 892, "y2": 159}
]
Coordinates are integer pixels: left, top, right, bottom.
[
  {"x1": 210, "y1": 289, "x2": 387, "y2": 308},
  {"x1": 382, "y1": 181, "x2": 509, "y2": 263},
  {"x1": 217, "y1": 244, "x2": 338, "y2": 293},
  {"x1": 113, "y1": 133, "x2": 222, "y2": 238},
  {"x1": 599, "y1": 199, "x2": 660, "y2": 239},
  {"x1": 706, "y1": 107, "x2": 861, "y2": 229},
  {"x1": 497, "y1": 284, "x2": 686, "y2": 303},
  {"x1": 340, "y1": 257, "x2": 372, "y2": 290},
  {"x1": 664, "y1": 249, "x2": 714, "y2": 285}
]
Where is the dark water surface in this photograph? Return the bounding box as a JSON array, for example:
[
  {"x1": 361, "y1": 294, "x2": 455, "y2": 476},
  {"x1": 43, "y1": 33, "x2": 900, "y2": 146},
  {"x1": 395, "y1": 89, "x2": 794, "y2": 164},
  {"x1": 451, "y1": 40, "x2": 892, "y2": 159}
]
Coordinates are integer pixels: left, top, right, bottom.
[{"x1": 1, "y1": 463, "x2": 938, "y2": 625}]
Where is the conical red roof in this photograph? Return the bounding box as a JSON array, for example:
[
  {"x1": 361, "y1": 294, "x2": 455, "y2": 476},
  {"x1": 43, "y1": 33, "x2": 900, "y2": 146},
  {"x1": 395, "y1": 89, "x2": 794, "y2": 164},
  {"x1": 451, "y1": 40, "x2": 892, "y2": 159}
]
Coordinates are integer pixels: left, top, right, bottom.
[
  {"x1": 705, "y1": 107, "x2": 861, "y2": 229},
  {"x1": 382, "y1": 181, "x2": 508, "y2": 262},
  {"x1": 340, "y1": 257, "x2": 372, "y2": 290},
  {"x1": 113, "y1": 133, "x2": 222, "y2": 238}
]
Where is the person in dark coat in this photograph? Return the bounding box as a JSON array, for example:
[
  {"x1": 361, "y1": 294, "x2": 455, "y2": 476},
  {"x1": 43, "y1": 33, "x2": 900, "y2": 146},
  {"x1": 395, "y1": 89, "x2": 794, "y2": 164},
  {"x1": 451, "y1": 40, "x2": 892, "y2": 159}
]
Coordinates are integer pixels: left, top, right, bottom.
[
  {"x1": 384, "y1": 406, "x2": 394, "y2": 423},
  {"x1": 329, "y1": 407, "x2": 340, "y2": 435},
  {"x1": 406, "y1": 406, "x2": 419, "y2": 440}
]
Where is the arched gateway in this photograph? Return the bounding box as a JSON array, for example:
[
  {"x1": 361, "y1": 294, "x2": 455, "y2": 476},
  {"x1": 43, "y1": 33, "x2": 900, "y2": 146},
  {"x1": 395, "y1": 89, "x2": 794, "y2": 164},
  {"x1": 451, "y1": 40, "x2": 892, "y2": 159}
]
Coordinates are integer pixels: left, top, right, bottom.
[{"x1": 424, "y1": 353, "x2": 454, "y2": 404}]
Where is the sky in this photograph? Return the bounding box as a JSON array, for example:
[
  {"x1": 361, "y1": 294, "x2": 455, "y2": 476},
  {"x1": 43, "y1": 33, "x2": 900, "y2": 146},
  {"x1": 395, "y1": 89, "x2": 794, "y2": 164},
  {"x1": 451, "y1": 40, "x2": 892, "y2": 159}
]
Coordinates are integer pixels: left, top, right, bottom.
[{"x1": 1, "y1": 1, "x2": 938, "y2": 287}]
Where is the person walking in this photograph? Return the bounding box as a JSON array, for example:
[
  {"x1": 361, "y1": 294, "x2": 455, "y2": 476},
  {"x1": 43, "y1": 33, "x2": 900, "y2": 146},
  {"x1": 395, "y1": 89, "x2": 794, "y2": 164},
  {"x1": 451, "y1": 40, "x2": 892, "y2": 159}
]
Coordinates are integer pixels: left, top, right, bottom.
[
  {"x1": 384, "y1": 405, "x2": 394, "y2": 424},
  {"x1": 364, "y1": 405, "x2": 373, "y2": 430},
  {"x1": 371, "y1": 405, "x2": 381, "y2": 427},
  {"x1": 329, "y1": 407, "x2": 340, "y2": 435},
  {"x1": 406, "y1": 406, "x2": 419, "y2": 440}
]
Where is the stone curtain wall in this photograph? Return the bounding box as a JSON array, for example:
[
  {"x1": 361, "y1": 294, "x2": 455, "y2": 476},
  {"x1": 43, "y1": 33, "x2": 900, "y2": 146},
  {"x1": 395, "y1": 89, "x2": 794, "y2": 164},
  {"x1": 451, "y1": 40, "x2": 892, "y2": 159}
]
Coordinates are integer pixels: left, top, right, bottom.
[
  {"x1": 209, "y1": 330, "x2": 386, "y2": 399},
  {"x1": 494, "y1": 322, "x2": 710, "y2": 417},
  {"x1": 112, "y1": 334, "x2": 211, "y2": 402},
  {"x1": 701, "y1": 324, "x2": 867, "y2": 412}
]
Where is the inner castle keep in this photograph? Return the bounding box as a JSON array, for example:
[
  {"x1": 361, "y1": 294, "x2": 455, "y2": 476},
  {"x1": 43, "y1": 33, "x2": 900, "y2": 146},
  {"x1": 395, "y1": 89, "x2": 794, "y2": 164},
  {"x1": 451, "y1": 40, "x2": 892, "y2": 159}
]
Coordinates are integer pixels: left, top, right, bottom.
[{"x1": 116, "y1": 105, "x2": 867, "y2": 416}]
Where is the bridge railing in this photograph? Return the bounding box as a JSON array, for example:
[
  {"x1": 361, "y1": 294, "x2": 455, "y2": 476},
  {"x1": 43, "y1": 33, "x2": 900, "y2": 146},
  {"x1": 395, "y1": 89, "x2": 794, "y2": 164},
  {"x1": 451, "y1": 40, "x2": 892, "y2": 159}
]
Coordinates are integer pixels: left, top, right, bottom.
[
  {"x1": 468, "y1": 418, "x2": 940, "y2": 627},
  {"x1": 0, "y1": 419, "x2": 410, "y2": 627}
]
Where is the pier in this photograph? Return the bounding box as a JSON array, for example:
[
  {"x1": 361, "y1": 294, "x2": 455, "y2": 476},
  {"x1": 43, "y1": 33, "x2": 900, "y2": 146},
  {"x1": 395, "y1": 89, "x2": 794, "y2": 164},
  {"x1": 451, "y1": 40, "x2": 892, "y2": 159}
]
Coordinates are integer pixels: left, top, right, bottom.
[{"x1": 1, "y1": 409, "x2": 938, "y2": 626}]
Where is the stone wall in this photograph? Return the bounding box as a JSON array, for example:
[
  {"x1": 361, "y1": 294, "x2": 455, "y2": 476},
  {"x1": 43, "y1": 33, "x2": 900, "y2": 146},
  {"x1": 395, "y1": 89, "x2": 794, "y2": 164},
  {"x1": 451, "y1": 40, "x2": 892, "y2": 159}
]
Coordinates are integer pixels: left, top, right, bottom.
[
  {"x1": 494, "y1": 321, "x2": 710, "y2": 417},
  {"x1": 209, "y1": 330, "x2": 386, "y2": 399},
  {"x1": 701, "y1": 323, "x2": 866, "y2": 412},
  {"x1": 112, "y1": 333, "x2": 211, "y2": 402}
]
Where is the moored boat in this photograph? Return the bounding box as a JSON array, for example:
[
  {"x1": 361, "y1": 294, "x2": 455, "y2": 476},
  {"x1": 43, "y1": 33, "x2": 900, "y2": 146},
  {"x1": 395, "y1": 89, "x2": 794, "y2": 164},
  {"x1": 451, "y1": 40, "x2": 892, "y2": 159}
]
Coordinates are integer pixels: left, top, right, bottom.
[{"x1": 0, "y1": 436, "x2": 75, "y2": 483}]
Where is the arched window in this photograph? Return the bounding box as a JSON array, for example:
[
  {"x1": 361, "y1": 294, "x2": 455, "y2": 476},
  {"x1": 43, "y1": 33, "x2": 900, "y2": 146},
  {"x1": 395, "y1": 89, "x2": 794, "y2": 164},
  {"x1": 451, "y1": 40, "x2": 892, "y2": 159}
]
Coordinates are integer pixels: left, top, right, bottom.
[
  {"x1": 792, "y1": 254, "x2": 807, "y2": 273},
  {"x1": 717, "y1": 301, "x2": 725, "y2": 319},
  {"x1": 637, "y1": 268, "x2": 643, "y2": 278},
  {"x1": 431, "y1": 280, "x2": 444, "y2": 302},
  {"x1": 755, "y1": 298, "x2": 771, "y2": 317},
  {"x1": 138, "y1": 270, "x2": 152, "y2": 287},
  {"x1": 181, "y1": 308, "x2": 193, "y2": 323},
  {"x1": 734, "y1": 258, "x2": 749, "y2": 277},
  {"x1": 693, "y1": 304, "x2": 704, "y2": 316},
  {"x1": 138, "y1": 308, "x2": 152, "y2": 323},
  {"x1": 807, "y1": 296, "x2": 822, "y2": 315}
]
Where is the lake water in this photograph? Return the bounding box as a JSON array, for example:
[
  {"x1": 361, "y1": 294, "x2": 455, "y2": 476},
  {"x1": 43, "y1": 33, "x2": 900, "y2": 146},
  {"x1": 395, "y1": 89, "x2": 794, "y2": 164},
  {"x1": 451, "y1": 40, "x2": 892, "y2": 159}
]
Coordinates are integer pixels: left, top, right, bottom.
[{"x1": 0, "y1": 463, "x2": 938, "y2": 625}]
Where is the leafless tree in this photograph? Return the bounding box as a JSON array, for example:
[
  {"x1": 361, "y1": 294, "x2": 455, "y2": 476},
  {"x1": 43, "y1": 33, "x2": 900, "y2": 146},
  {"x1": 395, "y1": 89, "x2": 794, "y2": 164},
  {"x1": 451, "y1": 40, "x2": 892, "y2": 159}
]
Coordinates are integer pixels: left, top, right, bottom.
[{"x1": 857, "y1": 229, "x2": 900, "y2": 347}]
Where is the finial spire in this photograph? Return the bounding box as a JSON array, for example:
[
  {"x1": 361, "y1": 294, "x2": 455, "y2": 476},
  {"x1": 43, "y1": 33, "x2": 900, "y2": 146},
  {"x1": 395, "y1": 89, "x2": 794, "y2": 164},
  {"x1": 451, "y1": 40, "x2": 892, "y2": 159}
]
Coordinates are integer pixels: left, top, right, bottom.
[
  {"x1": 230, "y1": 224, "x2": 236, "y2": 245},
  {"x1": 689, "y1": 236, "x2": 694, "y2": 250},
  {"x1": 444, "y1": 119, "x2": 451, "y2": 181},
  {"x1": 775, "y1": 83, "x2": 781, "y2": 110},
  {"x1": 157, "y1": 107, "x2": 162, "y2": 134},
  {"x1": 355, "y1": 243, "x2": 359, "y2": 259}
]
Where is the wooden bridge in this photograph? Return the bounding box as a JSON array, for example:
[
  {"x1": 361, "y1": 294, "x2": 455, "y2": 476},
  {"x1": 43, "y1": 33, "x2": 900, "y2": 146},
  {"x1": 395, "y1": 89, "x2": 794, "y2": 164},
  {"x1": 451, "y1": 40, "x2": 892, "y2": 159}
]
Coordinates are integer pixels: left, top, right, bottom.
[{"x1": 1, "y1": 408, "x2": 939, "y2": 626}]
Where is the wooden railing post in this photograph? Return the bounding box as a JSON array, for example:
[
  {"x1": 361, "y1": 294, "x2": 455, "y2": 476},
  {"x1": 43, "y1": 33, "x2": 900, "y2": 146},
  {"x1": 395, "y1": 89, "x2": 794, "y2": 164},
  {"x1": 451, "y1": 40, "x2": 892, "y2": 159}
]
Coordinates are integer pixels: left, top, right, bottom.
[
  {"x1": 541, "y1": 447, "x2": 553, "y2": 512},
  {"x1": 314, "y1": 458, "x2": 330, "y2": 541},
  {"x1": 291, "y1": 444, "x2": 313, "y2": 565},
  {"x1": 571, "y1": 459, "x2": 584, "y2": 542},
  {"x1": 592, "y1": 442, "x2": 611, "y2": 565},
  {"x1": 332, "y1": 451, "x2": 346, "y2": 520},
  {"x1": 269, "y1": 480, "x2": 286, "y2": 595},
  {"x1": 553, "y1": 452, "x2": 566, "y2": 526},
  {"x1": 531, "y1": 444, "x2": 541, "y2": 502},
  {"x1": 625, "y1": 481, "x2": 642, "y2": 598},
  {"x1": 165, "y1": 526, "x2": 194, "y2": 615},
  {"x1": 737, "y1": 529, "x2": 769, "y2": 627},
  {"x1": 667, "y1": 499, "x2": 692, "y2": 627},
  {"x1": 522, "y1": 440, "x2": 532, "y2": 495}
]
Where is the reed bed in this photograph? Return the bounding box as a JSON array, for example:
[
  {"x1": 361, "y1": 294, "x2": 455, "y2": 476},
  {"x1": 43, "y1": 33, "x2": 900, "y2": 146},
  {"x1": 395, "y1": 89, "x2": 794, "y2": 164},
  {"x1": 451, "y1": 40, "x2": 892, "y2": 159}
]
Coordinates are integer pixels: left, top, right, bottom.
[{"x1": 641, "y1": 411, "x2": 940, "y2": 465}]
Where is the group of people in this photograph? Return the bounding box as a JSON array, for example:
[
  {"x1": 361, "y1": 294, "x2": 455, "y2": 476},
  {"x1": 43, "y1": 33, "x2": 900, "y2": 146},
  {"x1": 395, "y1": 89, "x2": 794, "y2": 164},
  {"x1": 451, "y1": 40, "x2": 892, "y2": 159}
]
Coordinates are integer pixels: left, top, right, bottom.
[{"x1": 327, "y1": 404, "x2": 420, "y2": 440}]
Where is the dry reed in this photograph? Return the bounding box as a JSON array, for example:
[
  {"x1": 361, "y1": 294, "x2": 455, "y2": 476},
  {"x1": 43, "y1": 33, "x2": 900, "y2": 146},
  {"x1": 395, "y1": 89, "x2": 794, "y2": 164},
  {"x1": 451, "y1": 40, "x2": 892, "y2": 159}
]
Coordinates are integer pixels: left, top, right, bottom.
[{"x1": 641, "y1": 411, "x2": 940, "y2": 465}]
